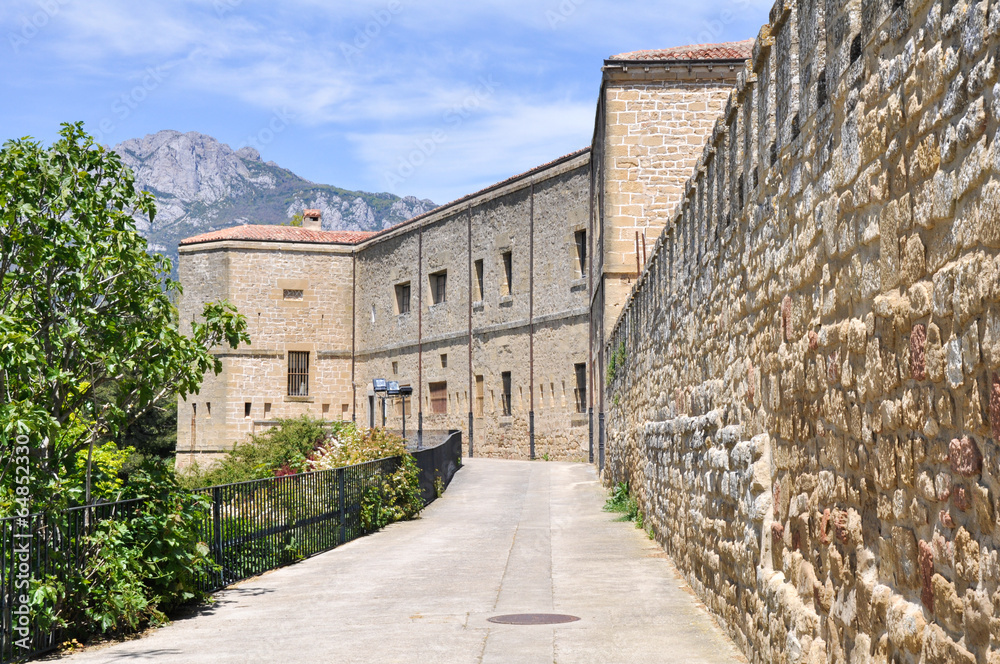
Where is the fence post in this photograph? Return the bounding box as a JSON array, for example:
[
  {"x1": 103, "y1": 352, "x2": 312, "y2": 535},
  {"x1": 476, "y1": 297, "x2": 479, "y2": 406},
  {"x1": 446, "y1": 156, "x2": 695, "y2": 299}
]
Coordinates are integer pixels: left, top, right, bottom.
[
  {"x1": 338, "y1": 467, "x2": 346, "y2": 545},
  {"x1": 212, "y1": 487, "x2": 222, "y2": 585}
]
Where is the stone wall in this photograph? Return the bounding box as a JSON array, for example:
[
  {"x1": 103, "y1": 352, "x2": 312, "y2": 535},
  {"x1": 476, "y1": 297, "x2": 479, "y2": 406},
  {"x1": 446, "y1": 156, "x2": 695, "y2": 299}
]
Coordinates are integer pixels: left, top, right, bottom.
[{"x1": 604, "y1": 1, "x2": 1000, "y2": 662}]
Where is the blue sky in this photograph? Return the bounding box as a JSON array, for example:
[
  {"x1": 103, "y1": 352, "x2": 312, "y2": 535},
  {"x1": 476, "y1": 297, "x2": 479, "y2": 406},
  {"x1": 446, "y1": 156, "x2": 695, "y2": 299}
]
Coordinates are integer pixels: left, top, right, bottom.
[{"x1": 1, "y1": 0, "x2": 770, "y2": 204}]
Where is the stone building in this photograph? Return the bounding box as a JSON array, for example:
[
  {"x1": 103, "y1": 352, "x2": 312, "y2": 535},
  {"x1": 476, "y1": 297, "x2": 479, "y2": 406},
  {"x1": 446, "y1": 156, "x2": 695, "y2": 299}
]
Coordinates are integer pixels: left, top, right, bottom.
[{"x1": 175, "y1": 40, "x2": 752, "y2": 467}]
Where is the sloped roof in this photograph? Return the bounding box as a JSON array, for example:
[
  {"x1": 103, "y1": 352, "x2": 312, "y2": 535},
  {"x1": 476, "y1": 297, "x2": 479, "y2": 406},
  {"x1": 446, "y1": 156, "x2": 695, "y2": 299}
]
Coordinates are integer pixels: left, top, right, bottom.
[
  {"x1": 180, "y1": 224, "x2": 376, "y2": 246},
  {"x1": 609, "y1": 39, "x2": 754, "y2": 63}
]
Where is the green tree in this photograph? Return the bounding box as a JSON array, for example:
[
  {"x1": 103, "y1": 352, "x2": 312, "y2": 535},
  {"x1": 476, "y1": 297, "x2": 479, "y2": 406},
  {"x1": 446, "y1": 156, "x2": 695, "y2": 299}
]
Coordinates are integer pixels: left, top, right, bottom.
[{"x1": 0, "y1": 122, "x2": 250, "y2": 507}]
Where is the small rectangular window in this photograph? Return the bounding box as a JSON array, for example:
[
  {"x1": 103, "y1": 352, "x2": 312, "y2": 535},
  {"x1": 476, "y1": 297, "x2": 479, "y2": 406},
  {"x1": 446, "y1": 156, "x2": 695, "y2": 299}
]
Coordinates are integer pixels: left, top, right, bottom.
[
  {"x1": 502, "y1": 252, "x2": 513, "y2": 295},
  {"x1": 288, "y1": 351, "x2": 309, "y2": 396},
  {"x1": 429, "y1": 381, "x2": 448, "y2": 414},
  {"x1": 244, "y1": 402, "x2": 252, "y2": 418},
  {"x1": 501, "y1": 371, "x2": 512, "y2": 416},
  {"x1": 395, "y1": 282, "x2": 411, "y2": 314},
  {"x1": 474, "y1": 259, "x2": 484, "y2": 301},
  {"x1": 475, "y1": 375, "x2": 484, "y2": 417},
  {"x1": 283, "y1": 289, "x2": 304, "y2": 300},
  {"x1": 574, "y1": 363, "x2": 587, "y2": 413},
  {"x1": 264, "y1": 402, "x2": 271, "y2": 418},
  {"x1": 440, "y1": 354, "x2": 448, "y2": 368},
  {"x1": 392, "y1": 361, "x2": 399, "y2": 375},
  {"x1": 430, "y1": 271, "x2": 447, "y2": 304},
  {"x1": 322, "y1": 403, "x2": 330, "y2": 418},
  {"x1": 341, "y1": 404, "x2": 349, "y2": 420},
  {"x1": 574, "y1": 230, "x2": 587, "y2": 277},
  {"x1": 206, "y1": 402, "x2": 211, "y2": 418}
]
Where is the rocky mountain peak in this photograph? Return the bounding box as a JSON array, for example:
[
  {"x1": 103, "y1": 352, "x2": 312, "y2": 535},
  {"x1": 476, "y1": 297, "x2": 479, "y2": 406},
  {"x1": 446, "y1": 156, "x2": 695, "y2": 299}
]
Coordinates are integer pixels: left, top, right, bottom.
[{"x1": 112, "y1": 130, "x2": 436, "y2": 274}]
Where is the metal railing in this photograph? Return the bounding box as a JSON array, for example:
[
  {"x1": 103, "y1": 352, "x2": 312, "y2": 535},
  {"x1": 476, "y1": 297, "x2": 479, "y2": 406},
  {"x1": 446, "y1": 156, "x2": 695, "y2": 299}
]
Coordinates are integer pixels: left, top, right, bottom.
[{"x1": 0, "y1": 456, "x2": 404, "y2": 663}]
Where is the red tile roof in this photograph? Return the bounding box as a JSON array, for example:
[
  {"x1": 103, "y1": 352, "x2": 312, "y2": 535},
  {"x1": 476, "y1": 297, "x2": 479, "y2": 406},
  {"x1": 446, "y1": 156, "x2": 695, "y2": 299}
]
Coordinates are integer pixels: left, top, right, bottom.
[
  {"x1": 609, "y1": 39, "x2": 754, "y2": 63},
  {"x1": 180, "y1": 224, "x2": 376, "y2": 246}
]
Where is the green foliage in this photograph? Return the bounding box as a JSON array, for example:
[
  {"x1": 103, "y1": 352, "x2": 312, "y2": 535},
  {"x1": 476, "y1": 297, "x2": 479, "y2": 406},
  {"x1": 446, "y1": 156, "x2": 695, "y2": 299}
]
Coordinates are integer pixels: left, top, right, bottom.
[
  {"x1": 179, "y1": 415, "x2": 332, "y2": 487},
  {"x1": 31, "y1": 467, "x2": 213, "y2": 640},
  {"x1": 360, "y1": 454, "x2": 422, "y2": 531},
  {"x1": 284, "y1": 212, "x2": 304, "y2": 227},
  {"x1": 0, "y1": 122, "x2": 249, "y2": 508},
  {"x1": 605, "y1": 341, "x2": 628, "y2": 386},
  {"x1": 603, "y1": 482, "x2": 644, "y2": 530},
  {"x1": 116, "y1": 397, "x2": 177, "y2": 460}
]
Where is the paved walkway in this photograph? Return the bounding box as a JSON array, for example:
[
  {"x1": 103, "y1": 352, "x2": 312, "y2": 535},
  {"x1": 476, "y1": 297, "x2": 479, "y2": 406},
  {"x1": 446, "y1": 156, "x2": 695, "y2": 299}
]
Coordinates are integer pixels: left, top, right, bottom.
[{"x1": 62, "y1": 459, "x2": 744, "y2": 664}]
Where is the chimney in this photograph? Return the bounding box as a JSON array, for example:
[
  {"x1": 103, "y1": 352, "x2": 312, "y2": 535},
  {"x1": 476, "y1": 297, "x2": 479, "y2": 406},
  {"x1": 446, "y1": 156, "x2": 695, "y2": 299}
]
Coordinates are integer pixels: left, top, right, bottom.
[{"x1": 303, "y1": 209, "x2": 322, "y2": 230}]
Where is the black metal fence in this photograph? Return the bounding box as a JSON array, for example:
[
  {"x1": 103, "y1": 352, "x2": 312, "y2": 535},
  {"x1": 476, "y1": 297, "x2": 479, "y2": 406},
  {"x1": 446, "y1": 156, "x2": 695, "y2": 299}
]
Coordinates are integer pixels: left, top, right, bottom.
[
  {"x1": 0, "y1": 454, "x2": 416, "y2": 663},
  {"x1": 194, "y1": 456, "x2": 400, "y2": 590},
  {"x1": 410, "y1": 430, "x2": 462, "y2": 506}
]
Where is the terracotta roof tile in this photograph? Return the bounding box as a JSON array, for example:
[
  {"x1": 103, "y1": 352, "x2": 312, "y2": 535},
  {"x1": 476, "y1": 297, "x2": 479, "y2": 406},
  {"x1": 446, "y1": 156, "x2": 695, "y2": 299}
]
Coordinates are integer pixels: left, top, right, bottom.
[
  {"x1": 609, "y1": 39, "x2": 754, "y2": 63},
  {"x1": 180, "y1": 225, "x2": 376, "y2": 246}
]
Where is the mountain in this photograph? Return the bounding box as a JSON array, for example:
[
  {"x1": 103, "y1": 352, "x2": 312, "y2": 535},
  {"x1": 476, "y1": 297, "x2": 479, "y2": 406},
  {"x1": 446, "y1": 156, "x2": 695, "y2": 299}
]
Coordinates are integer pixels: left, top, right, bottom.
[{"x1": 113, "y1": 130, "x2": 437, "y2": 271}]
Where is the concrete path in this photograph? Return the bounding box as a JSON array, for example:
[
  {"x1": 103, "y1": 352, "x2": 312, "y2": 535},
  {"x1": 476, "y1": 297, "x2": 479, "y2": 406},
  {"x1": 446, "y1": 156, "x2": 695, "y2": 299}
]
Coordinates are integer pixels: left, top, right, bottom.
[{"x1": 61, "y1": 459, "x2": 745, "y2": 664}]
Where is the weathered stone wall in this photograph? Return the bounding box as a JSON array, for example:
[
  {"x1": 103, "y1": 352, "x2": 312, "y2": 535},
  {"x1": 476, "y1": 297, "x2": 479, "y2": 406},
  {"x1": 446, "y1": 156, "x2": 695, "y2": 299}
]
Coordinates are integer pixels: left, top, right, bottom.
[
  {"x1": 177, "y1": 242, "x2": 355, "y2": 468},
  {"x1": 605, "y1": 0, "x2": 1000, "y2": 662},
  {"x1": 354, "y1": 154, "x2": 591, "y2": 460}
]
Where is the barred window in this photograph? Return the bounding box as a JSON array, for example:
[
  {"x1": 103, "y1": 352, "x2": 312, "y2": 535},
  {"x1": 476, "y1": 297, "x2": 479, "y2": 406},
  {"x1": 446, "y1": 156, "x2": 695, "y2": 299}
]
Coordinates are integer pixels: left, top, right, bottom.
[
  {"x1": 288, "y1": 351, "x2": 309, "y2": 396},
  {"x1": 283, "y1": 289, "x2": 303, "y2": 300}
]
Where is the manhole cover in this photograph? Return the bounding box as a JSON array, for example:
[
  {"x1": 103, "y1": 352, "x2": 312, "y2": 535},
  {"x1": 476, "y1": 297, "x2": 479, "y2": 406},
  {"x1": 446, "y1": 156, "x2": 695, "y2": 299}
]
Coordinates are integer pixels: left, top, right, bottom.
[{"x1": 487, "y1": 613, "x2": 580, "y2": 625}]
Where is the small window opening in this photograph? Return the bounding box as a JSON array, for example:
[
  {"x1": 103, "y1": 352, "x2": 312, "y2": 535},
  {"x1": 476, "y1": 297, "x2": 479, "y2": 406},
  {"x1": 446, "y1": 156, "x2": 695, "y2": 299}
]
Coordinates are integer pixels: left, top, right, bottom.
[
  {"x1": 501, "y1": 371, "x2": 512, "y2": 416},
  {"x1": 474, "y1": 259, "x2": 484, "y2": 301},
  {"x1": 574, "y1": 230, "x2": 587, "y2": 277},
  {"x1": 395, "y1": 282, "x2": 411, "y2": 314},
  {"x1": 283, "y1": 289, "x2": 303, "y2": 301},
  {"x1": 430, "y1": 270, "x2": 447, "y2": 304},
  {"x1": 475, "y1": 375, "x2": 484, "y2": 417},
  {"x1": 574, "y1": 363, "x2": 587, "y2": 413},
  {"x1": 441, "y1": 354, "x2": 448, "y2": 368},
  {"x1": 502, "y1": 251, "x2": 513, "y2": 295},
  {"x1": 244, "y1": 402, "x2": 252, "y2": 418},
  {"x1": 392, "y1": 361, "x2": 399, "y2": 375}
]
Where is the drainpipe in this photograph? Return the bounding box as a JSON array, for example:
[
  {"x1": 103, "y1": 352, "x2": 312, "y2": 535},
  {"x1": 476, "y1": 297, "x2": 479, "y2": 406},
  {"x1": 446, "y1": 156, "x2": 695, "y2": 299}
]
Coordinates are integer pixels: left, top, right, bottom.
[
  {"x1": 351, "y1": 252, "x2": 357, "y2": 423},
  {"x1": 529, "y1": 182, "x2": 535, "y2": 461},
  {"x1": 467, "y1": 207, "x2": 474, "y2": 458},
  {"x1": 418, "y1": 224, "x2": 423, "y2": 449}
]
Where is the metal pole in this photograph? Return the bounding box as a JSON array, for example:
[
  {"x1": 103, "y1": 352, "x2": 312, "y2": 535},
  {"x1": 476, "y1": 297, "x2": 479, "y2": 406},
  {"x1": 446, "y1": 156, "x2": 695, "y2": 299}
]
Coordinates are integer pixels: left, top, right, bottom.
[
  {"x1": 418, "y1": 412, "x2": 423, "y2": 450},
  {"x1": 598, "y1": 413, "x2": 605, "y2": 472},
  {"x1": 338, "y1": 468, "x2": 346, "y2": 545},
  {"x1": 381, "y1": 396, "x2": 386, "y2": 427},
  {"x1": 529, "y1": 410, "x2": 535, "y2": 460},
  {"x1": 468, "y1": 411, "x2": 474, "y2": 458},
  {"x1": 588, "y1": 407, "x2": 594, "y2": 464},
  {"x1": 402, "y1": 397, "x2": 407, "y2": 440}
]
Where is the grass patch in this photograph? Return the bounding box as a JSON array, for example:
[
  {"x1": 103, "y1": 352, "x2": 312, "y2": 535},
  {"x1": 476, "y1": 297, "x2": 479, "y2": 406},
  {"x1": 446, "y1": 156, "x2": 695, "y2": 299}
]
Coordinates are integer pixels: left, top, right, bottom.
[{"x1": 603, "y1": 482, "x2": 644, "y2": 531}]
